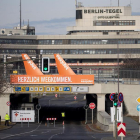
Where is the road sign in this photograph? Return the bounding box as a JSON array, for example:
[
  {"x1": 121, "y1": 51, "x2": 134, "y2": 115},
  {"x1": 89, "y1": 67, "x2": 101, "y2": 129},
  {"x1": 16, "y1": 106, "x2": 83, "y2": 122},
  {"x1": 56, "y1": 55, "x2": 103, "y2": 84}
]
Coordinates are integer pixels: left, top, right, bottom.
[
  {"x1": 111, "y1": 107, "x2": 122, "y2": 122},
  {"x1": 117, "y1": 123, "x2": 126, "y2": 137},
  {"x1": 89, "y1": 103, "x2": 95, "y2": 109},
  {"x1": 13, "y1": 70, "x2": 17, "y2": 74},
  {"x1": 110, "y1": 93, "x2": 115, "y2": 101},
  {"x1": 12, "y1": 110, "x2": 35, "y2": 122},
  {"x1": 61, "y1": 112, "x2": 65, "y2": 117},
  {"x1": 55, "y1": 94, "x2": 58, "y2": 98},
  {"x1": 137, "y1": 105, "x2": 140, "y2": 111},
  {"x1": 36, "y1": 104, "x2": 41, "y2": 110},
  {"x1": 117, "y1": 102, "x2": 121, "y2": 107},
  {"x1": 46, "y1": 118, "x2": 57, "y2": 120},
  {"x1": 6, "y1": 101, "x2": 11, "y2": 106},
  {"x1": 83, "y1": 105, "x2": 89, "y2": 110},
  {"x1": 72, "y1": 86, "x2": 89, "y2": 93},
  {"x1": 74, "y1": 96, "x2": 77, "y2": 100},
  {"x1": 136, "y1": 96, "x2": 140, "y2": 104},
  {"x1": 118, "y1": 92, "x2": 123, "y2": 103}
]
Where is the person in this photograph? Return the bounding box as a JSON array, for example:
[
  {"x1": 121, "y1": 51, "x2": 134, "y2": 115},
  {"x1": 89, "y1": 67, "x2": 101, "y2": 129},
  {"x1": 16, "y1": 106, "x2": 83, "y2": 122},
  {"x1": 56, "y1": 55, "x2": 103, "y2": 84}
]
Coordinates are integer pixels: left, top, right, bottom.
[{"x1": 5, "y1": 113, "x2": 10, "y2": 126}]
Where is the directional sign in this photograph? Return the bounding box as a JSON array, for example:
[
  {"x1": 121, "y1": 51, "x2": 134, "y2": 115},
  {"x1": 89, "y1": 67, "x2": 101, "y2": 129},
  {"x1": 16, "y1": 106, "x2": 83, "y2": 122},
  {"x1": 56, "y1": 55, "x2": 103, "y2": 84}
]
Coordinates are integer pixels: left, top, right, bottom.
[
  {"x1": 118, "y1": 92, "x2": 123, "y2": 103},
  {"x1": 118, "y1": 123, "x2": 126, "y2": 137},
  {"x1": 136, "y1": 96, "x2": 140, "y2": 104},
  {"x1": 72, "y1": 86, "x2": 89, "y2": 93},
  {"x1": 137, "y1": 105, "x2": 140, "y2": 112},
  {"x1": 110, "y1": 93, "x2": 115, "y2": 101},
  {"x1": 89, "y1": 103, "x2": 95, "y2": 109}
]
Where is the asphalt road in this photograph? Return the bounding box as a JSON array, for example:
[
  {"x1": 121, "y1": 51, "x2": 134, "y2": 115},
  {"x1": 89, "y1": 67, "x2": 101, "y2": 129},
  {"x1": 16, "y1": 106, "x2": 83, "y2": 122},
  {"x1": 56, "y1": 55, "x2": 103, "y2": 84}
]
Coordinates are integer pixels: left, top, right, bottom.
[
  {"x1": 0, "y1": 121, "x2": 137, "y2": 140},
  {"x1": 38, "y1": 94, "x2": 86, "y2": 107}
]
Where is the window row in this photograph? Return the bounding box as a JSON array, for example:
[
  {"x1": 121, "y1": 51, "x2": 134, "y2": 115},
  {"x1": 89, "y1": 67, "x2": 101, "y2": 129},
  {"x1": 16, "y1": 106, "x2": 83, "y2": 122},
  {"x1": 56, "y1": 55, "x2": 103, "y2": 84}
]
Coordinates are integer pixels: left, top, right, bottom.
[
  {"x1": 0, "y1": 49, "x2": 36, "y2": 54},
  {"x1": 0, "y1": 39, "x2": 139, "y2": 45},
  {"x1": 40, "y1": 49, "x2": 140, "y2": 55},
  {"x1": 1, "y1": 49, "x2": 140, "y2": 55},
  {"x1": 94, "y1": 20, "x2": 135, "y2": 26},
  {"x1": 0, "y1": 49, "x2": 140, "y2": 55}
]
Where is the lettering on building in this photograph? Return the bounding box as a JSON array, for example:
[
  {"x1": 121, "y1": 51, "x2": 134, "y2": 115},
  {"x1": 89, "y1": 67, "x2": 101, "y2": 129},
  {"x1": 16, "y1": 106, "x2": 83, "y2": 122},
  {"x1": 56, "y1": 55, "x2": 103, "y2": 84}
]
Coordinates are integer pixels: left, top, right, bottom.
[{"x1": 84, "y1": 9, "x2": 123, "y2": 14}]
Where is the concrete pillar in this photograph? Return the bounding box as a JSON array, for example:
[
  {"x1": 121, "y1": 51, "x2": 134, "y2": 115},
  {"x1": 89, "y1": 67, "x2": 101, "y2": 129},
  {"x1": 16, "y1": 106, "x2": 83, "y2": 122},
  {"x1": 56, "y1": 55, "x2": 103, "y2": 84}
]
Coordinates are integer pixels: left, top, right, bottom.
[
  {"x1": 97, "y1": 94, "x2": 105, "y2": 111},
  {"x1": 0, "y1": 94, "x2": 10, "y2": 121}
]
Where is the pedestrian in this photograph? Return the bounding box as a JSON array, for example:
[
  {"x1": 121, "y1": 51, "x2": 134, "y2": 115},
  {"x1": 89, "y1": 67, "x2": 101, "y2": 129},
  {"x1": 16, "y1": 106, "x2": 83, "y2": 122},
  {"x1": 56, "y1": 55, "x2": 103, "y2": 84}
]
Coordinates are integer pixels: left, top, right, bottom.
[{"x1": 5, "y1": 113, "x2": 10, "y2": 126}]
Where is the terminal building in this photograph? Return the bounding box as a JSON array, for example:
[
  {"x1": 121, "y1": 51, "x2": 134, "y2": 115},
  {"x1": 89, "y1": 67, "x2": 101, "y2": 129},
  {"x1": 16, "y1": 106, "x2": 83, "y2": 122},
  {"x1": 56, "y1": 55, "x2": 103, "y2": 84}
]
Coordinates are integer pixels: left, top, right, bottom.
[
  {"x1": 0, "y1": 2, "x2": 140, "y2": 126},
  {"x1": 0, "y1": 2, "x2": 140, "y2": 76}
]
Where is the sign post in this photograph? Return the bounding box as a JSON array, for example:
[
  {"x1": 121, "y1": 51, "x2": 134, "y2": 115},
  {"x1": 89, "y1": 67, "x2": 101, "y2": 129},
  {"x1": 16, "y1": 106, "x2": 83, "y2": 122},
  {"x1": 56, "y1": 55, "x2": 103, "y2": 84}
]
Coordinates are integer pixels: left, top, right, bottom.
[
  {"x1": 83, "y1": 105, "x2": 88, "y2": 124},
  {"x1": 89, "y1": 103, "x2": 96, "y2": 124},
  {"x1": 36, "y1": 104, "x2": 41, "y2": 124},
  {"x1": 136, "y1": 96, "x2": 140, "y2": 133}
]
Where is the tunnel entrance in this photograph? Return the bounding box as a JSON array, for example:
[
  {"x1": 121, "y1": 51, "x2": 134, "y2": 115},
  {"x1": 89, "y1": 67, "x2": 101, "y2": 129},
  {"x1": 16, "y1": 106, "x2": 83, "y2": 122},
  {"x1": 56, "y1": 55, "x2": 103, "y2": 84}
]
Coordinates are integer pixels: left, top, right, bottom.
[
  {"x1": 10, "y1": 93, "x2": 98, "y2": 123},
  {"x1": 38, "y1": 94, "x2": 86, "y2": 122}
]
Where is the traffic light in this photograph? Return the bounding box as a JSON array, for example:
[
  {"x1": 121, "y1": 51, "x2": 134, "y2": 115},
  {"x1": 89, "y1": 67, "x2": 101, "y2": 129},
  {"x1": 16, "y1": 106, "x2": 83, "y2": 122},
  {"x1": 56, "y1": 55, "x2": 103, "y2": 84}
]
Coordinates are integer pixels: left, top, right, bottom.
[
  {"x1": 42, "y1": 57, "x2": 50, "y2": 73},
  {"x1": 113, "y1": 93, "x2": 118, "y2": 107}
]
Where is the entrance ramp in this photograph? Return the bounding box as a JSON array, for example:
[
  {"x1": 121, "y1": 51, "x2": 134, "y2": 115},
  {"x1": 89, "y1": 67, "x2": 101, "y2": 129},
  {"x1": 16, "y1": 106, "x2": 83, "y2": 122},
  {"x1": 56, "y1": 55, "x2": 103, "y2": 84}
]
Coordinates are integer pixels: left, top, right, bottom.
[{"x1": 97, "y1": 111, "x2": 113, "y2": 131}]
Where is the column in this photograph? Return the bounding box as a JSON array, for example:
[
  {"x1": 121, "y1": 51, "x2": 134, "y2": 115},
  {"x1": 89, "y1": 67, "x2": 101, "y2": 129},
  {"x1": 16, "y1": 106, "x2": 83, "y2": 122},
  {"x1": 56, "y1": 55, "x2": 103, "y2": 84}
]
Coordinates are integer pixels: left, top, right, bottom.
[{"x1": 97, "y1": 94, "x2": 105, "y2": 111}]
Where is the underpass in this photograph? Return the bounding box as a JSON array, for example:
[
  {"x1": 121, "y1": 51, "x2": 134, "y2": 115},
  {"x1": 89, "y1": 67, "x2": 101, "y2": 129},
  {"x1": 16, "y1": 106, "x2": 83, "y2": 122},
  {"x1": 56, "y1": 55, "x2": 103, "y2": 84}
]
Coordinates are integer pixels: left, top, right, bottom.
[{"x1": 1, "y1": 83, "x2": 140, "y2": 132}]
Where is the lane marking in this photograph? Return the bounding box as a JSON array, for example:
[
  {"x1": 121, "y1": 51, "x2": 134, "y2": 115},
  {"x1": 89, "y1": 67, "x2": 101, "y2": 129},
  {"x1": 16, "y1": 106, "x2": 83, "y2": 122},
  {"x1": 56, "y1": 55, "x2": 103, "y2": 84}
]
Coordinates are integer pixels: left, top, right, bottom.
[
  {"x1": 48, "y1": 133, "x2": 62, "y2": 140},
  {"x1": 1, "y1": 122, "x2": 42, "y2": 139},
  {"x1": 91, "y1": 136, "x2": 96, "y2": 139}
]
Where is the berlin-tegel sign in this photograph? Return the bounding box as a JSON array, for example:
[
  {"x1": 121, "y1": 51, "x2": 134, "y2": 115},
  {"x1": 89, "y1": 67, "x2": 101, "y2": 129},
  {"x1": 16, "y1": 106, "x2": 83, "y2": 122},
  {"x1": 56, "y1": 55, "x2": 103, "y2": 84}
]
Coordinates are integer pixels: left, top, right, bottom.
[{"x1": 10, "y1": 54, "x2": 94, "y2": 85}]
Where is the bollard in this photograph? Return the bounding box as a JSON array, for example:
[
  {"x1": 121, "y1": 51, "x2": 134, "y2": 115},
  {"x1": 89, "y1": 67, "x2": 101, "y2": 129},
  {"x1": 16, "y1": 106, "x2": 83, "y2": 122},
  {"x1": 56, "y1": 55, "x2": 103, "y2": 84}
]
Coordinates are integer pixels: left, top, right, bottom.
[{"x1": 0, "y1": 115, "x2": 1, "y2": 125}]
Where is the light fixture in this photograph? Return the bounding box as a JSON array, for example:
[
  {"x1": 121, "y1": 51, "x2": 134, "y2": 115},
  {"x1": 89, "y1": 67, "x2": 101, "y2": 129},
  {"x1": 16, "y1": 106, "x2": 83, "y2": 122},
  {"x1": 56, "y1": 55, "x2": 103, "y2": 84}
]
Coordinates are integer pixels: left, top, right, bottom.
[{"x1": 7, "y1": 57, "x2": 11, "y2": 59}]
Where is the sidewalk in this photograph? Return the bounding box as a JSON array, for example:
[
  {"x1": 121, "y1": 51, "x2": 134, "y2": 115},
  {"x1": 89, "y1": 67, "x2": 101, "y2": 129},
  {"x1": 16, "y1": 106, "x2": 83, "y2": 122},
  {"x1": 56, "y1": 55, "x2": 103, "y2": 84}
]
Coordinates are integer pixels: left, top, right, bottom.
[
  {"x1": 0, "y1": 122, "x2": 15, "y2": 131},
  {"x1": 88, "y1": 116, "x2": 140, "y2": 140}
]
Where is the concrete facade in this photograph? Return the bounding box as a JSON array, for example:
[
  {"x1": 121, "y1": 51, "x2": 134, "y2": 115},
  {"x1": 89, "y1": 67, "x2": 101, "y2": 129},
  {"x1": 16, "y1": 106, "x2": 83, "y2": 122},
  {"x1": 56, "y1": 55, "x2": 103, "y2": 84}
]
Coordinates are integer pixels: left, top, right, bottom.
[{"x1": 0, "y1": 94, "x2": 10, "y2": 121}]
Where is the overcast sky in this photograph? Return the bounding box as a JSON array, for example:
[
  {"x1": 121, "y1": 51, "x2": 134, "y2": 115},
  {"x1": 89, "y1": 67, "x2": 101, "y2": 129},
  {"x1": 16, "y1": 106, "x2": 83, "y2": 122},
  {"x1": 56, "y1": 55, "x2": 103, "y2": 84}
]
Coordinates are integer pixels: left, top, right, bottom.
[{"x1": 0, "y1": 0, "x2": 140, "y2": 35}]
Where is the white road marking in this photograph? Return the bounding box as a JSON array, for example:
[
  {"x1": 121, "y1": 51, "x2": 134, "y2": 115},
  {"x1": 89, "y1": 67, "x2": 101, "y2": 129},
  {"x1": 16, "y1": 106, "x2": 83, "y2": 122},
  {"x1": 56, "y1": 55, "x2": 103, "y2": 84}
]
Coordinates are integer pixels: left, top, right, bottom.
[
  {"x1": 92, "y1": 136, "x2": 96, "y2": 139},
  {"x1": 1, "y1": 122, "x2": 42, "y2": 139},
  {"x1": 30, "y1": 135, "x2": 37, "y2": 137},
  {"x1": 48, "y1": 133, "x2": 62, "y2": 140}
]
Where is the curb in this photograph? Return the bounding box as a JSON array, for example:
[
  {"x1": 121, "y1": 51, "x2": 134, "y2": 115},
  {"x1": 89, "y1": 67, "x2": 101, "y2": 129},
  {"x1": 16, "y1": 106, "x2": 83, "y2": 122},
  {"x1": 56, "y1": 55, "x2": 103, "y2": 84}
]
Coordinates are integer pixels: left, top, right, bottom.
[{"x1": 87, "y1": 124, "x2": 107, "y2": 133}]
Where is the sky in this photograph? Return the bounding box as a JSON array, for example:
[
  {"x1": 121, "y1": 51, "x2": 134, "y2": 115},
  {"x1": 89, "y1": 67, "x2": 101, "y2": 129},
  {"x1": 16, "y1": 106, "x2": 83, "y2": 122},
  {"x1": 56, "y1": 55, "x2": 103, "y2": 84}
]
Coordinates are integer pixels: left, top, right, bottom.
[{"x1": 0, "y1": 0, "x2": 140, "y2": 35}]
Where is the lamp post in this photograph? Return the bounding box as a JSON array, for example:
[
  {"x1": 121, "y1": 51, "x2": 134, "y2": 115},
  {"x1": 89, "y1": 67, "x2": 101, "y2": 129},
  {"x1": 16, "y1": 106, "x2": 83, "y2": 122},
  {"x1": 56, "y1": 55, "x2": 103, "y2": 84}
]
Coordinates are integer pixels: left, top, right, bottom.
[{"x1": 102, "y1": 39, "x2": 120, "y2": 139}]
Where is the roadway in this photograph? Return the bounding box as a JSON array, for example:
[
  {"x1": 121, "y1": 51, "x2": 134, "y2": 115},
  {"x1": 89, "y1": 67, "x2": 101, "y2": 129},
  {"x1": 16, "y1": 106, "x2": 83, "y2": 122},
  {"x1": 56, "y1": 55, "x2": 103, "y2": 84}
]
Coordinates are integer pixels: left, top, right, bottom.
[
  {"x1": 0, "y1": 121, "x2": 136, "y2": 140},
  {"x1": 38, "y1": 94, "x2": 86, "y2": 107}
]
